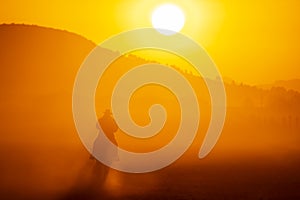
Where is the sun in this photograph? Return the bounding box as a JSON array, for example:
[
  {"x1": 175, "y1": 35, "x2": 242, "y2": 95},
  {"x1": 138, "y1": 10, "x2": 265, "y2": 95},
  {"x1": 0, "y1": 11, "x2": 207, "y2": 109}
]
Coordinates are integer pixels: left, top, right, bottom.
[{"x1": 151, "y1": 4, "x2": 185, "y2": 35}]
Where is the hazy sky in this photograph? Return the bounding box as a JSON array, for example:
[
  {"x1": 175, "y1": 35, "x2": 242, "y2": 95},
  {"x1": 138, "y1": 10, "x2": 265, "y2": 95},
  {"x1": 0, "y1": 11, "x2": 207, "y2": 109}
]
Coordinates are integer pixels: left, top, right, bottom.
[{"x1": 1, "y1": 0, "x2": 299, "y2": 84}]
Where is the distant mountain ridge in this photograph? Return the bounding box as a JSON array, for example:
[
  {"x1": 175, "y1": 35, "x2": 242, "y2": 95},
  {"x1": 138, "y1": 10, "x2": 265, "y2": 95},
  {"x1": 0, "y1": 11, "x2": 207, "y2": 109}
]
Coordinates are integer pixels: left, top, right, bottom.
[
  {"x1": 1, "y1": 23, "x2": 297, "y2": 92},
  {"x1": 0, "y1": 23, "x2": 96, "y2": 94},
  {"x1": 0, "y1": 23, "x2": 99, "y2": 142},
  {"x1": 0, "y1": 23, "x2": 299, "y2": 139},
  {"x1": 258, "y1": 79, "x2": 300, "y2": 93}
]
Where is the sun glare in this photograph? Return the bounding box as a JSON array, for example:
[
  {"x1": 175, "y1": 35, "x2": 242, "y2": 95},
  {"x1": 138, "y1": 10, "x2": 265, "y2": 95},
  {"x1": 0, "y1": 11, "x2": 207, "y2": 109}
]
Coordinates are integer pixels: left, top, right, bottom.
[{"x1": 151, "y1": 4, "x2": 185, "y2": 35}]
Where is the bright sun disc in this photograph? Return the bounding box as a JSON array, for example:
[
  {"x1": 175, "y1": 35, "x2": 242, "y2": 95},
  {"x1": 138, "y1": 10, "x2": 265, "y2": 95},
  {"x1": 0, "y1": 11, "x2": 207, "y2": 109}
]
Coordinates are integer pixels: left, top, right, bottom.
[{"x1": 151, "y1": 4, "x2": 185, "y2": 35}]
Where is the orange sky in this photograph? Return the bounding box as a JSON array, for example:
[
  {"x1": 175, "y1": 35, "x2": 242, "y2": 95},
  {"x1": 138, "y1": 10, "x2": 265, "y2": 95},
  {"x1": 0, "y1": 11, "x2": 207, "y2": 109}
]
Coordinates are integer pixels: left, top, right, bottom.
[{"x1": 1, "y1": 0, "x2": 299, "y2": 84}]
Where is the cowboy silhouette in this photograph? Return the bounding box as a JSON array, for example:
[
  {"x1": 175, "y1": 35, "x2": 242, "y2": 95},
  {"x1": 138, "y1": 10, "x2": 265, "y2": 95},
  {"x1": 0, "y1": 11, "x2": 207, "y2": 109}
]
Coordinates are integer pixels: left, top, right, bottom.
[{"x1": 90, "y1": 109, "x2": 119, "y2": 189}]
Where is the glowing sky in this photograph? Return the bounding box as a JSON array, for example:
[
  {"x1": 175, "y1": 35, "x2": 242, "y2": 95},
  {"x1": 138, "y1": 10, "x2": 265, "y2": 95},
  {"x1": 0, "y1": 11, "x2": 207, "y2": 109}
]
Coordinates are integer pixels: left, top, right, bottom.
[{"x1": 1, "y1": 0, "x2": 300, "y2": 84}]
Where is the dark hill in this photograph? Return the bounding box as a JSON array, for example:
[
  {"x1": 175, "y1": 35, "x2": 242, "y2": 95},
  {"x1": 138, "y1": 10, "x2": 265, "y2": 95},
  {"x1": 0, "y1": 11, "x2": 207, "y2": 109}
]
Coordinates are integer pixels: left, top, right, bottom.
[
  {"x1": 259, "y1": 79, "x2": 300, "y2": 93},
  {"x1": 0, "y1": 24, "x2": 95, "y2": 95}
]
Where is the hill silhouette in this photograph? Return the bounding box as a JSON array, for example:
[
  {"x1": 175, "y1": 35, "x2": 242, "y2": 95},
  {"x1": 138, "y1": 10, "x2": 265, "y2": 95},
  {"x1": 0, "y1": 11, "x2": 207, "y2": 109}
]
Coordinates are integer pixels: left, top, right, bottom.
[
  {"x1": 258, "y1": 79, "x2": 300, "y2": 93},
  {"x1": 0, "y1": 23, "x2": 95, "y2": 93},
  {"x1": 0, "y1": 24, "x2": 100, "y2": 173},
  {"x1": 0, "y1": 24, "x2": 299, "y2": 200}
]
